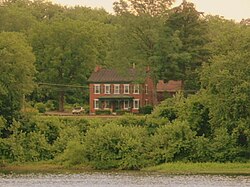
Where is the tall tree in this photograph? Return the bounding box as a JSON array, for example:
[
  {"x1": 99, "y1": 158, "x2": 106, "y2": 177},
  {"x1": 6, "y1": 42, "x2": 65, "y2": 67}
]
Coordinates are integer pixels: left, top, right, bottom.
[
  {"x1": 0, "y1": 32, "x2": 36, "y2": 123},
  {"x1": 201, "y1": 17, "x2": 250, "y2": 132},
  {"x1": 30, "y1": 18, "x2": 112, "y2": 111},
  {"x1": 113, "y1": 0, "x2": 175, "y2": 16},
  {"x1": 165, "y1": 1, "x2": 209, "y2": 90}
]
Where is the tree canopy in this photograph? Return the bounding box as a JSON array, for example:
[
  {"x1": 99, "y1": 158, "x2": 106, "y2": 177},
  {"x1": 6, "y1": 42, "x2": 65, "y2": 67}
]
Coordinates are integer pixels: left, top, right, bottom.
[{"x1": 0, "y1": 32, "x2": 36, "y2": 123}]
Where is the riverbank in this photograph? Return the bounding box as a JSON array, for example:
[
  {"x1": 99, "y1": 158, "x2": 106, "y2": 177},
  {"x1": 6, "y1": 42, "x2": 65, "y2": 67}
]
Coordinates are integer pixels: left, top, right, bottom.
[
  {"x1": 1, "y1": 162, "x2": 250, "y2": 175},
  {"x1": 142, "y1": 162, "x2": 250, "y2": 175}
]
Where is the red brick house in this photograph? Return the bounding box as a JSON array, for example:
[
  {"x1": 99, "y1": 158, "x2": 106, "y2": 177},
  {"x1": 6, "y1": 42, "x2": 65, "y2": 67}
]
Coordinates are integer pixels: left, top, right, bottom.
[
  {"x1": 88, "y1": 66, "x2": 154, "y2": 114},
  {"x1": 156, "y1": 80, "x2": 183, "y2": 102}
]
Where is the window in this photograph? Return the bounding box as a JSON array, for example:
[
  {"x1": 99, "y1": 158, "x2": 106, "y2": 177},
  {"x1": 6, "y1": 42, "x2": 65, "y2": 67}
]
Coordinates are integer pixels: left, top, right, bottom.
[
  {"x1": 114, "y1": 84, "x2": 120, "y2": 94},
  {"x1": 94, "y1": 99, "x2": 99, "y2": 109},
  {"x1": 145, "y1": 84, "x2": 148, "y2": 94},
  {"x1": 133, "y1": 99, "x2": 140, "y2": 109},
  {"x1": 105, "y1": 84, "x2": 111, "y2": 94},
  {"x1": 94, "y1": 84, "x2": 100, "y2": 94},
  {"x1": 104, "y1": 100, "x2": 110, "y2": 109},
  {"x1": 124, "y1": 100, "x2": 130, "y2": 109},
  {"x1": 124, "y1": 84, "x2": 129, "y2": 94},
  {"x1": 134, "y1": 84, "x2": 139, "y2": 94},
  {"x1": 145, "y1": 99, "x2": 148, "y2": 105}
]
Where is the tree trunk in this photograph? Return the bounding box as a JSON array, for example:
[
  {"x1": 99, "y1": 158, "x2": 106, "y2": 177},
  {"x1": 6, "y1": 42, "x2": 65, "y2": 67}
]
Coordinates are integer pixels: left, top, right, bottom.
[{"x1": 58, "y1": 90, "x2": 65, "y2": 112}]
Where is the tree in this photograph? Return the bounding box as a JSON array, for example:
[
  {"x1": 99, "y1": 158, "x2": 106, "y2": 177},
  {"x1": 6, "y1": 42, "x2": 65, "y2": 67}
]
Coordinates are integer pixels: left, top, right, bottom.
[
  {"x1": 113, "y1": 0, "x2": 175, "y2": 16},
  {"x1": 165, "y1": 1, "x2": 209, "y2": 90},
  {"x1": 200, "y1": 17, "x2": 250, "y2": 133},
  {"x1": 30, "y1": 18, "x2": 111, "y2": 111},
  {"x1": 0, "y1": 1, "x2": 37, "y2": 32},
  {"x1": 0, "y1": 32, "x2": 36, "y2": 124}
]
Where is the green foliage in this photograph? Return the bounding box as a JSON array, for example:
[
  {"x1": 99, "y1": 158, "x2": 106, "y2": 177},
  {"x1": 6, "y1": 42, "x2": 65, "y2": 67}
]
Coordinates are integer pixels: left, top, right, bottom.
[
  {"x1": 95, "y1": 109, "x2": 111, "y2": 115},
  {"x1": 82, "y1": 123, "x2": 149, "y2": 169},
  {"x1": 0, "y1": 116, "x2": 6, "y2": 137},
  {"x1": 35, "y1": 102, "x2": 46, "y2": 113},
  {"x1": 0, "y1": 32, "x2": 36, "y2": 123},
  {"x1": 0, "y1": 0, "x2": 249, "y2": 169},
  {"x1": 165, "y1": 1, "x2": 210, "y2": 90},
  {"x1": 139, "y1": 105, "x2": 153, "y2": 114},
  {"x1": 116, "y1": 114, "x2": 145, "y2": 127},
  {"x1": 210, "y1": 128, "x2": 238, "y2": 162},
  {"x1": 151, "y1": 93, "x2": 184, "y2": 122},
  {"x1": 149, "y1": 120, "x2": 195, "y2": 164},
  {"x1": 177, "y1": 94, "x2": 211, "y2": 137},
  {"x1": 114, "y1": 0, "x2": 174, "y2": 16},
  {"x1": 56, "y1": 140, "x2": 85, "y2": 166}
]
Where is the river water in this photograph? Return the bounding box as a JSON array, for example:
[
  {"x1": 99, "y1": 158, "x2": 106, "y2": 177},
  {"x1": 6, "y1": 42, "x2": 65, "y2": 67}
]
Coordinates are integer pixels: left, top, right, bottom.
[{"x1": 0, "y1": 172, "x2": 249, "y2": 187}]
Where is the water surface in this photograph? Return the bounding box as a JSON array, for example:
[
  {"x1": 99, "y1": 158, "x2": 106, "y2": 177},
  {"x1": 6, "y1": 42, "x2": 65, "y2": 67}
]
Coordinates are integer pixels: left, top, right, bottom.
[{"x1": 0, "y1": 172, "x2": 249, "y2": 187}]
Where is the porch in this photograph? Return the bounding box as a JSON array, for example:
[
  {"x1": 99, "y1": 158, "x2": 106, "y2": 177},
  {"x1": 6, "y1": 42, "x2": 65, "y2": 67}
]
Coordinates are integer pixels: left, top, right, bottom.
[{"x1": 98, "y1": 95, "x2": 134, "y2": 114}]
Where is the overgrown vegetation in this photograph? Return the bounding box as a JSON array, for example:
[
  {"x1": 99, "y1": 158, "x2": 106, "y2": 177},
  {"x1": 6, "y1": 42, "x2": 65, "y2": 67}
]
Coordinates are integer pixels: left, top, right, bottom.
[{"x1": 0, "y1": 0, "x2": 249, "y2": 170}]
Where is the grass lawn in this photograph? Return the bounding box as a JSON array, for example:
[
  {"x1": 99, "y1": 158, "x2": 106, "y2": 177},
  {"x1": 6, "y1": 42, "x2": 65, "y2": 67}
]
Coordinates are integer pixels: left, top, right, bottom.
[
  {"x1": 142, "y1": 162, "x2": 250, "y2": 175},
  {"x1": 1, "y1": 162, "x2": 250, "y2": 175}
]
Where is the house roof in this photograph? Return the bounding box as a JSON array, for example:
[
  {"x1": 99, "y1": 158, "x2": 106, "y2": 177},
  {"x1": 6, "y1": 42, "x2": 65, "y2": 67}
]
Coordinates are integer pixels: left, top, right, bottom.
[
  {"x1": 157, "y1": 80, "x2": 183, "y2": 92},
  {"x1": 88, "y1": 68, "x2": 140, "y2": 83}
]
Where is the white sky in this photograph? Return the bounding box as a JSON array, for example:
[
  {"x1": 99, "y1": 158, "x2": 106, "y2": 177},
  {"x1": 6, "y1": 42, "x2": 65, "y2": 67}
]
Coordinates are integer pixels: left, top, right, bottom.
[{"x1": 52, "y1": 0, "x2": 250, "y2": 21}]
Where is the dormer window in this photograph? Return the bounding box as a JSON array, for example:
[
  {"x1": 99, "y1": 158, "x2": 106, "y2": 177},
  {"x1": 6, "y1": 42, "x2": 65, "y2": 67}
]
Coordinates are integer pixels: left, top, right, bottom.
[{"x1": 105, "y1": 84, "x2": 111, "y2": 94}]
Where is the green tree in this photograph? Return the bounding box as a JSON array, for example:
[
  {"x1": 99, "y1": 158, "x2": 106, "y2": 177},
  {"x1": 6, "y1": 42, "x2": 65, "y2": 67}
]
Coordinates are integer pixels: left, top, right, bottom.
[
  {"x1": 165, "y1": 1, "x2": 209, "y2": 90},
  {"x1": 30, "y1": 19, "x2": 101, "y2": 111},
  {"x1": 0, "y1": 32, "x2": 36, "y2": 124},
  {"x1": 0, "y1": 2, "x2": 37, "y2": 32},
  {"x1": 113, "y1": 0, "x2": 175, "y2": 16},
  {"x1": 200, "y1": 20, "x2": 250, "y2": 132}
]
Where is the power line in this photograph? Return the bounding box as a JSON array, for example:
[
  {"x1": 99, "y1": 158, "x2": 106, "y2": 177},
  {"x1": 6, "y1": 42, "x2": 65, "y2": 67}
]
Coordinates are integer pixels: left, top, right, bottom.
[{"x1": 38, "y1": 82, "x2": 88, "y2": 89}]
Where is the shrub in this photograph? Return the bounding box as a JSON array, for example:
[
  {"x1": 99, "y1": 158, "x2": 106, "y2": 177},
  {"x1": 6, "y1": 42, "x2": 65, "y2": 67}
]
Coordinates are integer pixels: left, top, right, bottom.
[
  {"x1": 82, "y1": 123, "x2": 149, "y2": 169},
  {"x1": 45, "y1": 100, "x2": 55, "y2": 111},
  {"x1": 56, "y1": 140, "x2": 85, "y2": 166},
  {"x1": 117, "y1": 114, "x2": 145, "y2": 127},
  {"x1": 149, "y1": 120, "x2": 195, "y2": 164},
  {"x1": 139, "y1": 105, "x2": 153, "y2": 114},
  {"x1": 35, "y1": 102, "x2": 46, "y2": 113},
  {"x1": 95, "y1": 109, "x2": 111, "y2": 115}
]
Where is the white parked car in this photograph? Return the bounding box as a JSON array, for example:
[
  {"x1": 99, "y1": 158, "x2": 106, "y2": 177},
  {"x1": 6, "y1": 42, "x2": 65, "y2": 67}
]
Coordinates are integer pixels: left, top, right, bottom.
[{"x1": 72, "y1": 107, "x2": 85, "y2": 114}]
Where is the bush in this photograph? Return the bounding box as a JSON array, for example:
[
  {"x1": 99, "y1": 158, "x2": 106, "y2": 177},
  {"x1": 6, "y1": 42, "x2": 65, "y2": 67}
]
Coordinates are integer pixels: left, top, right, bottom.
[
  {"x1": 82, "y1": 123, "x2": 149, "y2": 169},
  {"x1": 35, "y1": 102, "x2": 46, "y2": 113},
  {"x1": 95, "y1": 109, "x2": 111, "y2": 115},
  {"x1": 116, "y1": 109, "x2": 131, "y2": 115},
  {"x1": 149, "y1": 120, "x2": 195, "y2": 164},
  {"x1": 56, "y1": 140, "x2": 85, "y2": 166},
  {"x1": 139, "y1": 105, "x2": 153, "y2": 114},
  {"x1": 45, "y1": 100, "x2": 55, "y2": 111}
]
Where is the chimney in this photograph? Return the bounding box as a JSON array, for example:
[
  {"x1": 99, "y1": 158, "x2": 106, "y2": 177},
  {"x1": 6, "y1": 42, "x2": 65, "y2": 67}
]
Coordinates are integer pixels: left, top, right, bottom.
[
  {"x1": 94, "y1": 66, "x2": 101, "y2": 72},
  {"x1": 132, "y1": 63, "x2": 136, "y2": 69}
]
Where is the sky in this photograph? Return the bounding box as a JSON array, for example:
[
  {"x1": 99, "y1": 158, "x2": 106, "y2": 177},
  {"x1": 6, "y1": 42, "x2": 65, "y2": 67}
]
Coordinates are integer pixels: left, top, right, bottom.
[{"x1": 52, "y1": 0, "x2": 250, "y2": 22}]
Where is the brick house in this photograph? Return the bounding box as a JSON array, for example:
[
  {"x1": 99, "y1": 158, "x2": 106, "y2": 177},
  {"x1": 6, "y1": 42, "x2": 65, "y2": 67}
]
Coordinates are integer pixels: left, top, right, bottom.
[
  {"x1": 156, "y1": 80, "x2": 183, "y2": 102},
  {"x1": 88, "y1": 66, "x2": 154, "y2": 114}
]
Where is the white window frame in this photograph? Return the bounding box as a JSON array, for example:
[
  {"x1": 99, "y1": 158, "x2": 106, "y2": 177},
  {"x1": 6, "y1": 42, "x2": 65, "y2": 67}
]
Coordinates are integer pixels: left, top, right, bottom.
[
  {"x1": 124, "y1": 100, "x2": 130, "y2": 110},
  {"x1": 124, "y1": 84, "x2": 130, "y2": 94},
  {"x1": 94, "y1": 84, "x2": 100, "y2": 94},
  {"x1": 145, "y1": 84, "x2": 148, "y2": 94},
  {"x1": 133, "y1": 84, "x2": 140, "y2": 94},
  {"x1": 104, "y1": 100, "x2": 110, "y2": 109},
  {"x1": 133, "y1": 99, "x2": 140, "y2": 109},
  {"x1": 145, "y1": 99, "x2": 148, "y2": 106},
  {"x1": 94, "y1": 99, "x2": 99, "y2": 109},
  {"x1": 114, "y1": 84, "x2": 120, "y2": 94},
  {"x1": 105, "y1": 84, "x2": 111, "y2": 94}
]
